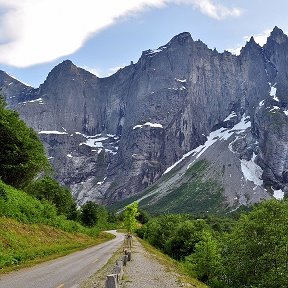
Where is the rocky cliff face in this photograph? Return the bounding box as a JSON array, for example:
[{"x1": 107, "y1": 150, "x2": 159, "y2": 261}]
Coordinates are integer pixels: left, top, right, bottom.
[{"x1": 2, "y1": 26, "x2": 288, "y2": 212}]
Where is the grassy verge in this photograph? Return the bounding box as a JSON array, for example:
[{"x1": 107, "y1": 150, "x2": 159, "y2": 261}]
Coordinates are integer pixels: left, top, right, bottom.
[
  {"x1": 138, "y1": 238, "x2": 208, "y2": 288},
  {"x1": 0, "y1": 217, "x2": 115, "y2": 273}
]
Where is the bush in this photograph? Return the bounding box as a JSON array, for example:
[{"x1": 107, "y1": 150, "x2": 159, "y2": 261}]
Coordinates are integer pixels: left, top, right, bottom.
[{"x1": 166, "y1": 219, "x2": 209, "y2": 260}]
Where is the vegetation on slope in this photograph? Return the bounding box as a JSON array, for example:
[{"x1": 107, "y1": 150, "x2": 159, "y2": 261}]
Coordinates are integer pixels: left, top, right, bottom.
[
  {"x1": 109, "y1": 160, "x2": 226, "y2": 215},
  {"x1": 137, "y1": 199, "x2": 288, "y2": 287},
  {"x1": 0, "y1": 218, "x2": 114, "y2": 272},
  {"x1": 141, "y1": 160, "x2": 226, "y2": 214},
  {"x1": 0, "y1": 180, "x2": 99, "y2": 234},
  {"x1": 0, "y1": 179, "x2": 118, "y2": 271},
  {"x1": 0, "y1": 99, "x2": 118, "y2": 271}
]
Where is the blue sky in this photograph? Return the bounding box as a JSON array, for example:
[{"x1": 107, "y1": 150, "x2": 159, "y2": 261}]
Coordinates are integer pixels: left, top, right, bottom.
[{"x1": 0, "y1": 0, "x2": 287, "y2": 87}]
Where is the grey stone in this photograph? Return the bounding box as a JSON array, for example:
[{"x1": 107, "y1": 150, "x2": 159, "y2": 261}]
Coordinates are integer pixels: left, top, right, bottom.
[{"x1": 1, "y1": 26, "x2": 288, "y2": 210}]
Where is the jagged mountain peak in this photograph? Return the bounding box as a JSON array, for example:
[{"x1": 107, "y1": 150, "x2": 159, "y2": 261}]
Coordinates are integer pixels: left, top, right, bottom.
[
  {"x1": 142, "y1": 31, "x2": 193, "y2": 58},
  {"x1": 40, "y1": 59, "x2": 98, "y2": 90},
  {"x1": 240, "y1": 35, "x2": 262, "y2": 56},
  {"x1": 49, "y1": 59, "x2": 78, "y2": 75},
  {"x1": 246, "y1": 36, "x2": 260, "y2": 48},
  {"x1": 0, "y1": 70, "x2": 30, "y2": 88},
  {"x1": 170, "y1": 31, "x2": 192, "y2": 42},
  {"x1": 267, "y1": 26, "x2": 287, "y2": 45},
  {"x1": 2, "y1": 27, "x2": 288, "y2": 212}
]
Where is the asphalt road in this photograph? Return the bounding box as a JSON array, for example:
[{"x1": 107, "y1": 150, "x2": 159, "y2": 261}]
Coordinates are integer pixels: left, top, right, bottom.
[{"x1": 0, "y1": 230, "x2": 124, "y2": 288}]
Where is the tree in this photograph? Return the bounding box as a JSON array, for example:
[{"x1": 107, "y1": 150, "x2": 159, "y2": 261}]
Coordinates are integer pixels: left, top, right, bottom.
[
  {"x1": 185, "y1": 230, "x2": 221, "y2": 284},
  {"x1": 25, "y1": 176, "x2": 75, "y2": 216},
  {"x1": 166, "y1": 219, "x2": 209, "y2": 260},
  {"x1": 136, "y1": 208, "x2": 151, "y2": 224},
  {"x1": 0, "y1": 98, "x2": 50, "y2": 188},
  {"x1": 81, "y1": 201, "x2": 108, "y2": 227},
  {"x1": 124, "y1": 202, "x2": 139, "y2": 233},
  {"x1": 143, "y1": 214, "x2": 193, "y2": 251},
  {"x1": 221, "y1": 200, "x2": 288, "y2": 288}
]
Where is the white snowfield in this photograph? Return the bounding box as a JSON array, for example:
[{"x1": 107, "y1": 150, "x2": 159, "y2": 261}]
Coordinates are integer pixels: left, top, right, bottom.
[
  {"x1": 164, "y1": 114, "x2": 251, "y2": 174},
  {"x1": 175, "y1": 78, "x2": 187, "y2": 83},
  {"x1": 146, "y1": 46, "x2": 167, "y2": 56},
  {"x1": 22, "y1": 98, "x2": 44, "y2": 105},
  {"x1": 133, "y1": 122, "x2": 163, "y2": 130},
  {"x1": 39, "y1": 131, "x2": 68, "y2": 135},
  {"x1": 39, "y1": 131, "x2": 118, "y2": 155},
  {"x1": 269, "y1": 83, "x2": 279, "y2": 101},
  {"x1": 163, "y1": 112, "x2": 284, "y2": 200},
  {"x1": 273, "y1": 188, "x2": 285, "y2": 200},
  {"x1": 240, "y1": 153, "x2": 263, "y2": 186},
  {"x1": 79, "y1": 133, "x2": 118, "y2": 155}
]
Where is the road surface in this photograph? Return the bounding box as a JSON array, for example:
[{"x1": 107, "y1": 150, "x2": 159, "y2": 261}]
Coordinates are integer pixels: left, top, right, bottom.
[{"x1": 0, "y1": 230, "x2": 124, "y2": 288}]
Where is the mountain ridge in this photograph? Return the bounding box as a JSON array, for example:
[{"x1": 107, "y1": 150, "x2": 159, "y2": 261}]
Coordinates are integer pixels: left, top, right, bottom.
[{"x1": 1, "y1": 26, "x2": 288, "y2": 212}]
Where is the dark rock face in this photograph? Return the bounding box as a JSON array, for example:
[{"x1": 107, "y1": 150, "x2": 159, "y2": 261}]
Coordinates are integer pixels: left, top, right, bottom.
[{"x1": 2, "y1": 26, "x2": 288, "y2": 209}]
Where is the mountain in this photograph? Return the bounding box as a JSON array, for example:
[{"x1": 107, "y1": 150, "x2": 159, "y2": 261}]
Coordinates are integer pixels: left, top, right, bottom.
[{"x1": 2, "y1": 26, "x2": 288, "y2": 213}]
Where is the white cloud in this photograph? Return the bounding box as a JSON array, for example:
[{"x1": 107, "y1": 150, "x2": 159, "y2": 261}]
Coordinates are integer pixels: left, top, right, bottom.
[
  {"x1": 0, "y1": 0, "x2": 165, "y2": 67},
  {"x1": 82, "y1": 65, "x2": 126, "y2": 77},
  {"x1": 108, "y1": 65, "x2": 126, "y2": 76},
  {"x1": 82, "y1": 66, "x2": 103, "y2": 77},
  {"x1": 0, "y1": 0, "x2": 242, "y2": 68},
  {"x1": 227, "y1": 29, "x2": 273, "y2": 55},
  {"x1": 177, "y1": 0, "x2": 242, "y2": 20},
  {"x1": 244, "y1": 29, "x2": 272, "y2": 46},
  {"x1": 227, "y1": 46, "x2": 242, "y2": 56}
]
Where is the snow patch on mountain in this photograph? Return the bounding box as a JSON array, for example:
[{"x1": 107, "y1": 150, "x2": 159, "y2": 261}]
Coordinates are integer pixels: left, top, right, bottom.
[
  {"x1": 175, "y1": 78, "x2": 187, "y2": 83},
  {"x1": 164, "y1": 114, "x2": 251, "y2": 174},
  {"x1": 269, "y1": 83, "x2": 279, "y2": 101},
  {"x1": 240, "y1": 153, "x2": 263, "y2": 186},
  {"x1": 79, "y1": 133, "x2": 119, "y2": 154},
  {"x1": 22, "y1": 98, "x2": 44, "y2": 105},
  {"x1": 273, "y1": 188, "x2": 284, "y2": 200},
  {"x1": 224, "y1": 111, "x2": 237, "y2": 121},
  {"x1": 133, "y1": 122, "x2": 163, "y2": 130},
  {"x1": 39, "y1": 131, "x2": 68, "y2": 135}
]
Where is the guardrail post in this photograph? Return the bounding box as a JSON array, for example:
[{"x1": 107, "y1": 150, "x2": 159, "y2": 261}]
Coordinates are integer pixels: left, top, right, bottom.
[
  {"x1": 127, "y1": 251, "x2": 131, "y2": 261},
  {"x1": 114, "y1": 260, "x2": 123, "y2": 282},
  {"x1": 122, "y1": 254, "x2": 128, "y2": 266},
  {"x1": 105, "y1": 274, "x2": 118, "y2": 288}
]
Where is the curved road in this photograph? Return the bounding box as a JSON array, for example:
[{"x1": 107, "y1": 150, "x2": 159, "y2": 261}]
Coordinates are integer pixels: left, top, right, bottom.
[{"x1": 0, "y1": 230, "x2": 124, "y2": 288}]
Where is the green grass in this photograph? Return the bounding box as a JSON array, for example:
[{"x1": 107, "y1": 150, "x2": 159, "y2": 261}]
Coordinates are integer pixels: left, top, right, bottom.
[
  {"x1": 142, "y1": 160, "x2": 227, "y2": 214},
  {"x1": 0, "y1": 217, "x2": 114, "y2": 272},
  {"x1": 109, "y1": 160, "x2": 227, "y2": 215},
  {"x1": 0, "y1": 179, "x2": 117, "y2": 272},
  {"x1": 0, "y1": 180, "x2": 99, "y2": 236}
]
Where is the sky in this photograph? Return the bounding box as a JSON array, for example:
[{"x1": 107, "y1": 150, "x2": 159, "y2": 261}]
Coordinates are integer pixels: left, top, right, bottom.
[{"x1": 0, "y1": 0, "x2": 287, "y2": 87}]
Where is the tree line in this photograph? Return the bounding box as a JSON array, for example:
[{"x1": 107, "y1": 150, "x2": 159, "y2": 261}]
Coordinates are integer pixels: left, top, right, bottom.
[{"x1": 137, "y1": 199, "x2": 288, "y2": 287}]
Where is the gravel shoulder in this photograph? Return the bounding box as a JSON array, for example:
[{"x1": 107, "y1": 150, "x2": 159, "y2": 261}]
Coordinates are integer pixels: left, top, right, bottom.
[
  {"x1": 82, "y1": 236, "x2": 207, "y2": 288},
  {"x1": 120, "y1": 237, "x2": 184, "y2": 288}
]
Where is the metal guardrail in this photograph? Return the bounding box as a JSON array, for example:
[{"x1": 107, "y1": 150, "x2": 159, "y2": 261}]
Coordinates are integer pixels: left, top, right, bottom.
[{"x1": 105, "y1": 235, "x2": 133, "y2": 288}]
